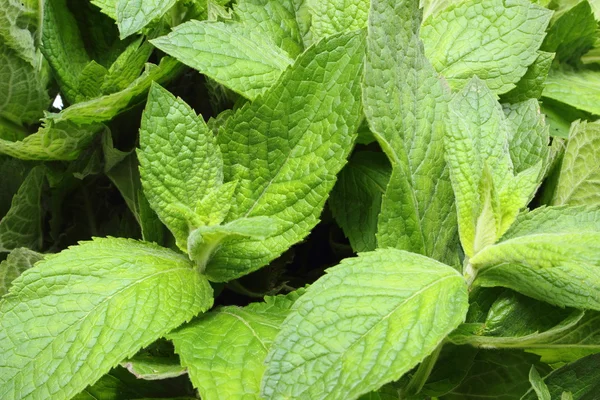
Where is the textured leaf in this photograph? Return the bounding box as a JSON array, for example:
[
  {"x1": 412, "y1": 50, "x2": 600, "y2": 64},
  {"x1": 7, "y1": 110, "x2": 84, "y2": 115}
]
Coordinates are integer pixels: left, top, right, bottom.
[
  {"x1": 116, "y1": 0, "x2": 177, "y2": 38},
  {"x1": 0, "y1": 166, "x2": 45, "y2": 252},
  {"x1": 0, "y1": 0, "x2": 39, "y2": 66},
  {"x1": 0, "y1": 156, "x2": 32, "y2": 216},
  {"x1": 91, "y1": 0, "x2": 118, "y2": 20},
  {"x1": 421, "y1": 344, "x2": 479, "y2": 397},
  {"x1": 541, "y1": 0, "x2": 596, "y2": 64},
  {"x1": 151, "y1": 21, "x2": 293, "y2": 100},
  {"x1": 49, "y1": 57, "x2": 185, "y2": 125},
  {"x1": 235, "y1": 0, "x2": 304, "y2": 58},
  {"x1": 552, "y1": 120, "x2": 600, "y2": 207},
  {"x1": 0, "y1": 43, "x2": 49, "y2": 126},
  {"x1": 121, "y1": 348, "x2": 186, "y2": 381},
  {"x1": 101, "y1": 38, "x2": 153, "y2": 94},
  {"x1": 470, "y1": 206, "x2": 600, "y2": 310},
  {"x1": 528, "y1": 366, "x2": 551, "y2": 400},
  {"x1": 169, "y1": 291, "x2": 303, "y2": 400},
  {"x1": 76, "y1": 61, "x2": 108, "y2": 101},
  {"x1": 543, "y1": 67, "x2": 600, "y2": 116},
  {"x1": 522, "y1": 353, "x2": 600, "y2": 400},
  {"x1": 445, "y1": 77, "x2": 539, "y2": 257},
  {"x1": 308, "y1": 0, "x2": 368, "y2": 41},
  {"x1": 363, "y1": 0, "x2": 457, "y2": 264},
  {"x1": 0, "y1": 247, "x2": 43, "y2": 296},
  {"x1": 443, "y1": 351, "x2": 550, "y2": 400},
  {"x1": 138, "y1": 83, "x2": 222, "y2": 250},
  {"x1": 0, "y1": 237, "x2": 213, "y2": 400},
  {"x1": 420, "y1": 0, "x2": 552, "y2": 94},
  {"x1": 261, "y1": 249, "x2": 468, "y2": 400},
  {"x1": 206, "y1": 31, "x2": 364, "y2": 281},
  {"x1": 329, "y1": 151, "x2": 391, "y2": 252},
  {"x1": 501, "y1": 51, "x2": 554, "y2": 104}
]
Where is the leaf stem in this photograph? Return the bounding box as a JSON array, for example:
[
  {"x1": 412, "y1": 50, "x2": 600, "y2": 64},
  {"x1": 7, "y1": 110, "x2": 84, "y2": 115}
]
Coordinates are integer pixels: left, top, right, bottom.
[{"x1": 403, "y1": 341, "x2": 444, "y2": 396}]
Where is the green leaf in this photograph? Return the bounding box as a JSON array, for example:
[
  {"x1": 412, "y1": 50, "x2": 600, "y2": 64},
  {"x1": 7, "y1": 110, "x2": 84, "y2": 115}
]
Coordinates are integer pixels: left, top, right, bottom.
[
  {"x1": 541, "y1": 0, "x2": 596, "y2": 64},
  {"x1": 116, "y1": 0, "x2": 177, "y2": 39},
  {"x1": 0, "y1": 156, "x2": 33, "y2": 216},
  {"x1": 41, "y1": 0, "x2": 91, "y2": 104},
  {"x1": 234, "y1": 0, "x2": 304, "y2": 58},
  {"x1": 552, "y1": 120, "x2": 600, "y2": 206},
  {"x1": 91, "y1": 0, "x2": 118, "y2": 20},
  {"x1": 420, "y1": 0, "x2": 552, "y2": 94},
  {"x1": 76, "y1": 61, "x2": 109, "y2": 101},
  {"x1": 49, "y1": 56, "x2": 185, "y2": 125},
  {"x1": 421, "y1": 344, "x2": 479, "y2": 397},
  {"x1": 206, "y1": 31, "x2": 364, "y2": 281},
  {"x1": 0, "y1": 166, "x2": 45, "y2": 252},
  {"x1": 0, "y1": 0, "x2": 39, "y2": 66},
  {"x1": 442, "y1": 350, "x2": 550, "y2": 400},
  {"x1": 168, "y1": 291, "x2": 303, "y2": 400},
  {"x1": 470, "y1": 206, "x2": 600, "y2": 310},
  {"x1": 363, "y1": 0, "x2": 457, "y2": 264},
  {"x1": 543, "y1": 67, "x2": 600, "y2": 116},
  {"x1": 121, "y1": 340, "x2": 187, "y2": 381},
  {"x1": 151, "y1": 21, "x2": 293, "y2": 100},
  {"x1": 528, "y1": 366, "x2": 551, "y2": 400},
  {"x1": 522, "y1": 354, "x2": 600, "y2": 400},
  {"x1": 0, "y1": 237, "x2": 213, "y2": 399},
  {"x1": 307, "y1": 0, "x2": 368, "y2": 41},
  {"x1": 138, "y1": 83, "x2": 222, "y2": 250},
  {"x1": 261, "y1": 249, "x2": 468, "y2": 400},
  {"x1": 0, "y1": 120, "x2": 104, "y2": 161},
  {"x1": 445, "y1": 77, "x2": 539, "y2": 257},
  {"x1": 0, "y1": 247, "x2": 43, "y2": 296},
  {"x1": 0, "y1": 43, "x2": 50, "y2": 126},
  {"x1": 101, "y1": 38, "x2": 154, "y2": 94},
  {"x1": 329, "y1": 151, "x2": 391, "y2": 252},
  {"x1": 501, "y1": 51, "x2": 554, "y2": 104}
]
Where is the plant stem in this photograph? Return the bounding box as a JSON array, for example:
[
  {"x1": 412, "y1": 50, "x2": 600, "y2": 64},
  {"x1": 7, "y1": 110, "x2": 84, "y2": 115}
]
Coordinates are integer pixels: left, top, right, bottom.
[{"x1": 403, "y1": 342, "x2": 444, "y2": 396}]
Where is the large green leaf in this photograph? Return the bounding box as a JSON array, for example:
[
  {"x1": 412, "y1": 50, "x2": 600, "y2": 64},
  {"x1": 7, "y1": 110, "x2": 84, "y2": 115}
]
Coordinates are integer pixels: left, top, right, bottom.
[
  {"x1": 329, "y1": 151, "x2": 391, "y2": 252},
  {"x1": 116, "y1": 0, "x2": 177, "y2": 39},
  {"x1": 261, "y1": 249, "x2": 468, "y2": 400},
  {"x1": 168, "y1": 291, "x2": 303, "y2": 400},
  {"x1": 151, "y1": 21, "x2": 293, "y2": 100},
  {"x1": 543, "y1": 67, "x2": 600, "y2": 116},
  {"x1": 420, "y1": 0, "x2": 552, "y2": 94},
  {"x1": 0, "y1": 238, "x2": 213, "y2": 400},
  {"x1": 363, "y1": 0, "x2": 457, "y2": 264},
  {"x1": 307, "y1": 0, "x2": 368, "y2": 41},
  {"x1": 470, "y1": 206, "x2": 600, "y2": 310},
  {"x1": 0, "y1": 166, "x2": 45, "y2": 252},
  {"x1": 501, "y1": 51, "x2": 554, "y2": 104},
  {"x1": 0, "y1": 0, "x2": 39, "y2": 66},
  {"x1": 138, "y1": 83, "x2": 222, "y2": 250},
  {"x1": 552, "y1": 120, "x2": 600, "y2": 206},
  {"x1": 205, "y1": 31, "x2": 364, "y2": 281},
  {"x1": 0, "y1": 247, "x2": 43, "y2": 296}
]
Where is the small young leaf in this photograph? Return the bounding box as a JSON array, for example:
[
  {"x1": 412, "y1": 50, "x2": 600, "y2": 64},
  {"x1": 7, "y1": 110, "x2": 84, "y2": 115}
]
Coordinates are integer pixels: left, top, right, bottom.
[
  {"x1": 206, "y1": 31, "x2": 364, "y2": 281},
  {"x1": 420, "y1": 0, "x2": 552, "y2": 94},
  {"x1": 151, "y1": 21, "x2": 293, "y2": 100},
  {"x1": 261, "y1": 249, "x2": 468, "y2": 400},
  {"x1": 168, "y1": 291, "x2": 303, "y2": 400},
  {"x1": 138, "y1": 83, "x2": 222, "y2": 250},
  {"x1": 0, "y1": 237, "x2": 213, "y2": 400},
  {"x1": 0, "y1": 247, "x2": 43, "y2": 296},
  {"x1": 116, "y1": 0, "x2": 177, "y2": 39},
  {"x1": 101, "y1": 38, "x2": 154, "y2": 94},
  {"x1": 528, "y1": 366, "x2": 551, "y2": 400}
]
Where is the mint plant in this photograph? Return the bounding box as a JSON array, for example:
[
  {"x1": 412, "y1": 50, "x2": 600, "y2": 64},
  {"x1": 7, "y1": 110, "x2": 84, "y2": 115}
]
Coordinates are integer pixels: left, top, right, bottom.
[{"x1": 1, "y1": 0, "x2": 600, "y2": 399}]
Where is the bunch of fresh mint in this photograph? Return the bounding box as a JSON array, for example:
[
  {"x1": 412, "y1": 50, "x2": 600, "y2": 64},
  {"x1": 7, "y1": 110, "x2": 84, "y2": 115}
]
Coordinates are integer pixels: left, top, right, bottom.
[{"x1": 1, "y1": 0, "x2": 600, "y2": 399}]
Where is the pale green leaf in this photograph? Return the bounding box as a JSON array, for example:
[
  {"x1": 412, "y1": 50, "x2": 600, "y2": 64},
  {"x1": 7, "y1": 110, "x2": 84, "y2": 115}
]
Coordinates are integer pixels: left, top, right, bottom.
[
  {"x1": 0, "y1": 0, "x2": 39, "y2": 66},
  {"x1": 206, "y1": 31, "x2": 364, "y2": 281},
  {"x1": 194, "y1": 180, "x2": 237, "y2": 226},
  {"x1": 363, "y1": 0, "x2": 457, "y2": 264},
  {"x1": 0, "y1": 237, "x2": 213, "y2": 400},
  {"x1": 0, "y1": 247, "x2": 43, "y2": 296},
  {"x1": 421, "y1": 0, "x2": 552, "y2": 94},
  {"x1": 308, "y1": 0, "x2": 368, "y2": 41},
  {"x1": 541, "y1": 0, "x2": 596, "y2": 63},
  {"x1": 91, "y1": 0, "x2": 117, "y2": 20},
  {"x1": 552, "y1": 120, "x2": 600, "y2": 206},
  {"x1": 168, "y1": 291, "x2": 303, "y2": 400},
  {"x1": 41, "y1": 0, "x2": 91, "y2": 104},
  {"x1": 293, "y1": 0, "x2": 313, "y2": 46},
  {"x1": 471, "y1": 206, "x2": 600, "y2": 309},
  {"x1": 0, "y1": 166, "x2": 45, "y2": 252},
  {"x1": 528, "y1": 366, "x2": 551, "y2": 400},
  {"x1": 121, "y1": 351, "x2": 186, "y2": 381},
  {"x1": 49, "y1": 57, "x2": 185, "y2": 125},
  {"x1": 543, "y1": 67, "x2": 600, "y2": 116},
  {"x1": 522, "y1": 353, "x2": 600, "y2": 400},
  {"x1": 151, "y1": 21, "x2": 293, "y2": 100},
  {"x1": 329, "y1": 151, "x2": 391, "y2": 252},
  {"x1": 0, "y1": 43, "x2": 49, "y2": 126},
  {"x1": 138, "y1": 83, "x2": 222, "y2": 250},
  {"x1": 261, "y1": 249, "x2": 468, "y2": 400},
  {"x1": 116, "y1": 0, "x2": 177, "y2": 38},
  {"x1": 501, "y1": 51, "x2": 554, "y2": 104},
  {"x1": 234, "y1": 0, "x2": 304, "y2": 58}
]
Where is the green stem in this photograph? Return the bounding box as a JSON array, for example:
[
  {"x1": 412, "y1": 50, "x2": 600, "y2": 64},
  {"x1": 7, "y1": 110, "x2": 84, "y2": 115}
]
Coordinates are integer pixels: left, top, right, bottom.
[{"x1": 404, "y1": 342, "x2": 444, "y2": 396}]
